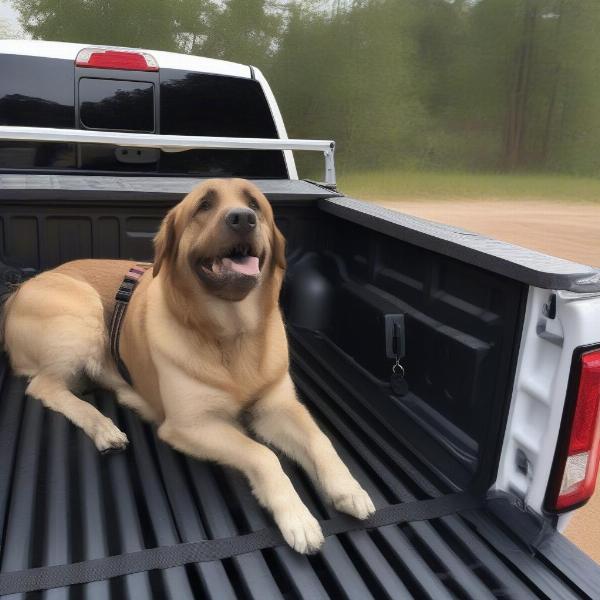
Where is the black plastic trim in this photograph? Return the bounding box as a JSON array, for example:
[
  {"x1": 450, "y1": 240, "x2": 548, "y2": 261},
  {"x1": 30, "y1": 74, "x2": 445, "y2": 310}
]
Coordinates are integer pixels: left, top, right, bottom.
[
  {"x1": 0, "y1": 175, "x2": 340, "y2": 202},
  {"x1": 321, "y1": 196, "x2": 600, "y2": 293},
  {"x1": 475, "y1": 283, "x2": 529, "y2": 492},
  {"x1": 486, "y1": 495, "x2": 600, "y2": 599}
]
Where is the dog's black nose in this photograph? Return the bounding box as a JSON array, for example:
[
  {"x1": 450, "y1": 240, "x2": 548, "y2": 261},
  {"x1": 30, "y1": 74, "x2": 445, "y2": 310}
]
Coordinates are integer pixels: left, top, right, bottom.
[{"x1": 225, "y1": 208, "x2": 257, "y2": 233}]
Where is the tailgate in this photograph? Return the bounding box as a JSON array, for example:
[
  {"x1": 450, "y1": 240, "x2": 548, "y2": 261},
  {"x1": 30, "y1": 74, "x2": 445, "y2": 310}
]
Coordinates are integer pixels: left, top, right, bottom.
[{"x1": 0, "y1": 341, "x2": 598, "y2": 600}]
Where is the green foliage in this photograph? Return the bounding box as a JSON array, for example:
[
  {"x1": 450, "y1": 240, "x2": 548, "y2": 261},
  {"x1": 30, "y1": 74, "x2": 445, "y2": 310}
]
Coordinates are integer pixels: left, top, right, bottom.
[
  {"x1": 9, "y1": 0, "x2": 600, "y2": 176},
  {"x1": 201, "y1": 0, "x2": 283, "y2": 67},
  {"x1": 339, "y1": 168, "x2": 600, "y2": 202},
  {"x1": 270, "y1": 1, "x2": 429, "y2": 171},
  {"x1": 12, "y1": 0, "x2": 188, "y2": 50},
  {"x1": 0, "y1": 17, "x2": 14, "y2": 39}
]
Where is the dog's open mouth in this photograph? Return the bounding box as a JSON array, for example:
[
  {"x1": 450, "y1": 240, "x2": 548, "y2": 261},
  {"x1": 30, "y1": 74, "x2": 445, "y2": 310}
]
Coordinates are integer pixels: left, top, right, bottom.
[{"x1": 198, "y1": 244, "x2": 262, "y2": 280}]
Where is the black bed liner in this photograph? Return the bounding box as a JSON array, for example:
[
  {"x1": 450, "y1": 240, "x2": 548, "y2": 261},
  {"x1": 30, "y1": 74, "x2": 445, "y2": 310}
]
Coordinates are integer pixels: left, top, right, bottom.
[
  {"x1": 1, "y1": 175, "x2": 598, "y2": 293},
  {"x1": 0, "y1": 329, "x2": 597, "y2": 600},
  {"x1": 320, "y1": 197, "x2": 600, "y2": 293}
]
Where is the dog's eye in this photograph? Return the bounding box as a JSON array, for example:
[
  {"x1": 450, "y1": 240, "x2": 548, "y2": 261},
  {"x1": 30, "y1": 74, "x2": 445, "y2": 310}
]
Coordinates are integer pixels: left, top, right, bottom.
[
  {"x1": 198, "y1": 199, "x2": 213, "y2": 212},
  {"x1": 248, "y1": 198, "x2": 260, "y2": 211}
]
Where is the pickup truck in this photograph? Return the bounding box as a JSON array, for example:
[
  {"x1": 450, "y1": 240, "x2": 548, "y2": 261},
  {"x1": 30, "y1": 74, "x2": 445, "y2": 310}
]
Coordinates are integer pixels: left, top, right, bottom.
[{"x1": 0, "y1": 39, "x2": 599, "y2": 599}]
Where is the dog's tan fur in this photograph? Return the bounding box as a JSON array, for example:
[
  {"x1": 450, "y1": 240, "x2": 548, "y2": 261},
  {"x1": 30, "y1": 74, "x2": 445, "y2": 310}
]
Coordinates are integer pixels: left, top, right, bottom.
[{"x1": 2, "y1": 178, "x2": 374, "y2": 553}]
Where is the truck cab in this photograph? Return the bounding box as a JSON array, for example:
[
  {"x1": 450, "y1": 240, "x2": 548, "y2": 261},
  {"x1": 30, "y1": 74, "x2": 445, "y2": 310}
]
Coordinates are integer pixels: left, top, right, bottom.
[{"x1": 0, "y1": 40, "x2": 293, "y2": 178}]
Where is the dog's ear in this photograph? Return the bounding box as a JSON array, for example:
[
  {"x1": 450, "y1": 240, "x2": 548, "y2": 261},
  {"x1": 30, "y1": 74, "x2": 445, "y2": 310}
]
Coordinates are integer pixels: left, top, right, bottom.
[
  {"x1": 272, "y1": 223, "x2": 287, "y2": 270},
  {"x1": 153, "y1": 209, "x2": 177, "y2": 277}
]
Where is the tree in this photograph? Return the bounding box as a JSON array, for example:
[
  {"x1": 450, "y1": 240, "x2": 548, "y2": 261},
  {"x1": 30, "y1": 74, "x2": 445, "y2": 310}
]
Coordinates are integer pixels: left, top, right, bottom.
[
  {"x1": 269, "y1": 0, "x2": 428, "y2": 172},
  {"x1": 542, "y1": 0, "x2": 600, "y2": 174},
  {"x1": 201, "y1": 0, "x2": 284, "y2": 68},
  {"x1": 0, "y1": 16, "x2": 15, "y2": 39},
  {"x1": 11, "y1": 0, "x2": 203, "y2": 51},
  {"x1": 9, "y1": 0, "x2": 600, "y2": 175}
]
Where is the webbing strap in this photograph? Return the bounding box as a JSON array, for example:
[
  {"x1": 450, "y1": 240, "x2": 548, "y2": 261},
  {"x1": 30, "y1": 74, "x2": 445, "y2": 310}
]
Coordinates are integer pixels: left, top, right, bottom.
[
  {"x1": 0, "y1": 492, "x2": 482, "y2": 596},
  {"x1": 108, "y1": 265, "x2": 149, "y2": 385}
]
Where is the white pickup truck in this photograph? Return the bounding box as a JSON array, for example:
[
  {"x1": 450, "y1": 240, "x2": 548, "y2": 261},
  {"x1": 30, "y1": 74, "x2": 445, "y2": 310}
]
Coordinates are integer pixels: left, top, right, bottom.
[{"x1": 0, "y1": 39, "x2": 599, "y2": 599}]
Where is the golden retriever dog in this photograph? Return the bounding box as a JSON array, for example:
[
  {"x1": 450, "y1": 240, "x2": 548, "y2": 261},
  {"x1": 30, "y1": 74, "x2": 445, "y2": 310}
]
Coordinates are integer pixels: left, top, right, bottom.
[{"x1": 1, "y1": 178, "x2": 374, "y2": 553}]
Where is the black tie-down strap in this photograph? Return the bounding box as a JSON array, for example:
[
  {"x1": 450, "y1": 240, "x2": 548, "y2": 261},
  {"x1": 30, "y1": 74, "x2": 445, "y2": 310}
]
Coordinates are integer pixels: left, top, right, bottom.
[{"x1": 0, "y1": 492, "x2": 482, "y2": 596}]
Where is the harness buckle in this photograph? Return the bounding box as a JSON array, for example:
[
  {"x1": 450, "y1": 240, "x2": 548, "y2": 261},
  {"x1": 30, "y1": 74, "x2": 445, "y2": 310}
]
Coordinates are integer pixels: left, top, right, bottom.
[{"x1": 115, "y1": 280, "x2": 135, "y2": 302}]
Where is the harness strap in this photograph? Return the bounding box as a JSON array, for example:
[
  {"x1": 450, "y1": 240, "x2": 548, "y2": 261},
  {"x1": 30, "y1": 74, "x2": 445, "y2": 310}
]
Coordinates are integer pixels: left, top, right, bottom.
[
  {"x1": 109, "y1": 265, "x2": 149, "y2": 385},
  {"x1": 0, "y1": 492, "x2": 482, "y2": 596}
]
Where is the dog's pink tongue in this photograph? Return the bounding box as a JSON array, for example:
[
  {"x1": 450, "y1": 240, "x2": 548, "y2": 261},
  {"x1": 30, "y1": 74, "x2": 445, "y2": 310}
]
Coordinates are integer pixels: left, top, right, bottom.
[{"x1": 222, "y1": 256, "x2": 260, "y2": 276}]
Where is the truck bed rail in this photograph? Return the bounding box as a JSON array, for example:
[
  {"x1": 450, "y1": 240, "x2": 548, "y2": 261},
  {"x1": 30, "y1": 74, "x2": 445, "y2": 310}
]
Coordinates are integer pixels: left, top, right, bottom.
[{"x1": 0, "y1": 125, "x2": 337, "y2": 186}]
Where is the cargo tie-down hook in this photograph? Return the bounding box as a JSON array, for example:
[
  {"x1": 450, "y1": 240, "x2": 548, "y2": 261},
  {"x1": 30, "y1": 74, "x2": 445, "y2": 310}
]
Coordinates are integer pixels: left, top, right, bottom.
[{"x1": 391, "y1": 355, "x2": 407, "y2": 396}]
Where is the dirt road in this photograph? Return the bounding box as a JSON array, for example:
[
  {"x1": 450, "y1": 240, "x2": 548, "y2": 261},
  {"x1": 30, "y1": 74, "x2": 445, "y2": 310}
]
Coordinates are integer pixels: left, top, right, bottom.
[
  {"x1": 373, "y1": 197, "x2": 600, "y2": 562},
  {"x1": 376, "y1": 198, "x2": 600, "y2": 267}
]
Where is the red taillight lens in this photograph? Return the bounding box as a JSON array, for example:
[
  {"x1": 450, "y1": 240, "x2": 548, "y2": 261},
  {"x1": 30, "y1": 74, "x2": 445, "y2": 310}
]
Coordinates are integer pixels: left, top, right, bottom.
[
  {"x1": 547, "y1": 348, "x2": 600, "y2": 512},
  {"x1": 76, "y1": 48, "x2": 158, "y2": 72}
]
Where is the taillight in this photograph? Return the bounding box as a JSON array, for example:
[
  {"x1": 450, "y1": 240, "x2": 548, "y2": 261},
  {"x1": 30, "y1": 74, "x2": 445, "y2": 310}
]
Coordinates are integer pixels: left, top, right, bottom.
[
  {"x1": 76, "y1": 48, "x2": 158, "y2": 71},
  {"x1": 546, "y1": 347, "x2": 600, "y2": 512}
]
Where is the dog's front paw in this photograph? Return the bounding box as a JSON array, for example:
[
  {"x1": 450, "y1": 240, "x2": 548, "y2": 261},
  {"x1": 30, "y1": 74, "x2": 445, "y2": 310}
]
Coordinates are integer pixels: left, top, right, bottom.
[
  {"x1": 275, "y1": 504, "x2": 324, "y2": 554},
  {"x1": 94, "y1": 418, "x2": 129, "y2": 453},
  {"x1": 333, "y1": 485, "x2": 376, "y2": 520}
]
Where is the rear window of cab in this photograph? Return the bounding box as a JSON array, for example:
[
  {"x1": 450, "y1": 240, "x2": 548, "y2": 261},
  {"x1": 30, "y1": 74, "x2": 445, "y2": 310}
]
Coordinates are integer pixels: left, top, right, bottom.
[
  {"x1": 79, "y1": 78, "x2": 155, "y2": 132},
  {"x1": 0, "y1": 54, "x2": 287, "y2": 178}
]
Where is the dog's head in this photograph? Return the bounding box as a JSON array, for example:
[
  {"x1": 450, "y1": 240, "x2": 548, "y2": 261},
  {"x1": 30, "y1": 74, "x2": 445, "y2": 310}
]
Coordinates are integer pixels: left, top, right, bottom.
[{"x1": 153, "y1": 178, "x2": 285, "y2": 302}]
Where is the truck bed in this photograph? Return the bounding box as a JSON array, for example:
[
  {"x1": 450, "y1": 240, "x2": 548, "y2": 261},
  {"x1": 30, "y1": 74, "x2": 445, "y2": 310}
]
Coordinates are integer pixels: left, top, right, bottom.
[
  {"x1": 1, "y1": 177, "x2": 599, "y2": 598},
  {"x1": 0, "y1": 329, "x2": 596, "y2": 599}
]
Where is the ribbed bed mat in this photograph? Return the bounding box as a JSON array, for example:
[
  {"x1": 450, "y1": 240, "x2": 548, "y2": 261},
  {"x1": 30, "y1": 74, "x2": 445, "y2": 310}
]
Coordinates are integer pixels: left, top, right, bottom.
[{"x1": 0, "y1": 331, "x2": 589, "y2": 599}]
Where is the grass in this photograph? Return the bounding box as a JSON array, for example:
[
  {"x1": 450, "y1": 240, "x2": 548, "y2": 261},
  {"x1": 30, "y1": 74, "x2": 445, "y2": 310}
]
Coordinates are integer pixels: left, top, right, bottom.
[{"x1": 336, "y1": 169, "x2": 600, "y2": 202}]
